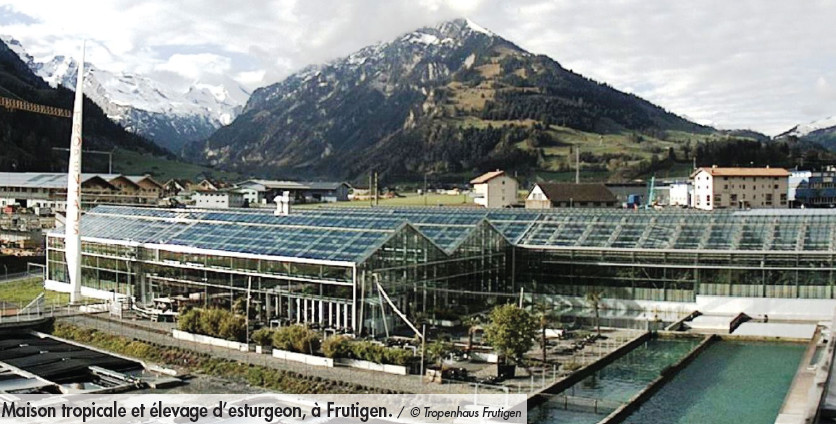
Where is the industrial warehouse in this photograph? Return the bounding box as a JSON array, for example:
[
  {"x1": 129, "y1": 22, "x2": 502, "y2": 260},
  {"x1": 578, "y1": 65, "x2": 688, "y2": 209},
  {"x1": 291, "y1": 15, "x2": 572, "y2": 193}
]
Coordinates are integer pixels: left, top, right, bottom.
[{"x1": 43, "y1": 205, "x2": 836, "y2": 335}]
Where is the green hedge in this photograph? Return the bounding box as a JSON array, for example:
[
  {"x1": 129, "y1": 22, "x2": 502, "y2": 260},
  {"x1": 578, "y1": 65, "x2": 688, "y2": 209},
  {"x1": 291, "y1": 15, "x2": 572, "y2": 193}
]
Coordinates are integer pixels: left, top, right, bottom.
[
  {"x1": 322, "y1": 337, "x2": 413, "y2": 366},
  {"x1": 272, "y1": 325, "x2": 321, "y2": 354},
  {"x1": 177, "y1": 308, "x2": 246, "y2": 342},
  {"x1": 251, "y1": 328, "x2": 274, "y2": 347}
]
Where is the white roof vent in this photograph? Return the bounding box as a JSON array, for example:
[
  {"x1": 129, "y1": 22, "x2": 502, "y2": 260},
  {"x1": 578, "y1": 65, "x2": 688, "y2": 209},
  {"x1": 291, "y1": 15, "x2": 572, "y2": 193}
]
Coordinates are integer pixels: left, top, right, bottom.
[{"x1": 274, "y1": 191, "x2": 291, "y2": 216}]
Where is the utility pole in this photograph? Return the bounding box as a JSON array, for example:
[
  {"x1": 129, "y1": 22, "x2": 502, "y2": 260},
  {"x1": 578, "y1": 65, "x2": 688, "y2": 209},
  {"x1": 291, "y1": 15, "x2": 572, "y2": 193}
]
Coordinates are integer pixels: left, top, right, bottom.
[
  {"x1": 419, "y1": 323, "x2": 426, "y2": 384},
  {"x1": 575, "y1": 145, "x2": 580, "y2": 184},
  {"x1": 424, "y1": 173, "x2": 428, "y2": 206},
  {"x1": 369, "y1": 170, "x2": 373, "y2": 207},
  {"x1": 374, "y1": 172, "x2": 379, "y2": 206},
  {"x1": 246, "y1": 276, "x2": 252, "y2": 344}
]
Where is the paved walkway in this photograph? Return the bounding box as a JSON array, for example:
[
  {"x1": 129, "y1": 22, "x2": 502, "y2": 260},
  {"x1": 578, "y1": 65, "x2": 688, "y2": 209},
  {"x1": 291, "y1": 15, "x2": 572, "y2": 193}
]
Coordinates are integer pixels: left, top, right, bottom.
[
  {"x1": 777, "y1": 327, "x2": 826, "y2": 424},
  {"x1": 59, "y1": 313, "x2": 642, "y2": 398},
  {"x1": 59, "y1": 314, "x2": 476, "y2": 395}
]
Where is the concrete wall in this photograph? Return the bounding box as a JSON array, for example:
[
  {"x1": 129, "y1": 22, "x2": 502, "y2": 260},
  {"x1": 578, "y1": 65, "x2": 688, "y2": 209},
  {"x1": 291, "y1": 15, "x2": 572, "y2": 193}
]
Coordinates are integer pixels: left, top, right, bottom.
[
  {"x1": 696, "y1": 296, "x2": 836, "y2": 321},
  {"x1": 172, "y1": 329, "x2": 250, "y2": 351},
  {"x1": 336, "y1": 358, "x2": 408, "y2": 375},
  {"x1": 272, "y1": 348, "x2": 334, "y2": 367}
]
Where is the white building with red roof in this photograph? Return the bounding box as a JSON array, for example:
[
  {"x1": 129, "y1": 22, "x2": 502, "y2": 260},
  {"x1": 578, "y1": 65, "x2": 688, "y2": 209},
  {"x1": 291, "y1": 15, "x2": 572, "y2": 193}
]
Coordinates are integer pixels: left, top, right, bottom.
[
  {"x1": 470, "y1": 170, "x2": 518, "y2": 208},
  {"x1": 690, "y1": 166, "x2": 790, "y2": 210}
]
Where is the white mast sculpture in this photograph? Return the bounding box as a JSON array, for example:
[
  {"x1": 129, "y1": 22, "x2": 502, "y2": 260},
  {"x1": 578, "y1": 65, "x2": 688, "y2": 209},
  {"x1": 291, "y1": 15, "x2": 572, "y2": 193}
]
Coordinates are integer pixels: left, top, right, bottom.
[{"x1": 65, "y1": 42, "x2": 85, "y2": 304}]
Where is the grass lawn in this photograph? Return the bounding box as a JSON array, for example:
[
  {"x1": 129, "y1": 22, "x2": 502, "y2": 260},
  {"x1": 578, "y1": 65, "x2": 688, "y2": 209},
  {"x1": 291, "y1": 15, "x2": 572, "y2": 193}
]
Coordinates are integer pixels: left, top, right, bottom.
[
  {"x1": 0, "y1": 278, "x2": 68, "y2": 305},
  {"x1": 112, "y1": 148, "x2": 241, "y2": 182}
]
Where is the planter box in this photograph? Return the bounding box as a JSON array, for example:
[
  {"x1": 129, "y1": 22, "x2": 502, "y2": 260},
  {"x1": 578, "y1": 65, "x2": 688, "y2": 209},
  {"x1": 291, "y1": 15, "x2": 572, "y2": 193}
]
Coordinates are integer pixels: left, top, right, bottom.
[
  {"x1": 272, "y1": 349, "x2": 334, "y2": 367},
  {"x1": 255, "y1": 345, "x2": 272, "y2": 354},
  {"x1": 497, "y1": 363, "x2": 516, "y2": 379},
  {"x1": 336, "y1": 358, "x2": 408, "y2": 375},
  {"x1": 424, "y1": 369, "x2": 442, "y2": 383},
  {"x1": 172, "y1": 329, "x2": 248, "y2": 351},
  {"x1": 470, "y1": 352, "x2": 499, "y2": 363}
]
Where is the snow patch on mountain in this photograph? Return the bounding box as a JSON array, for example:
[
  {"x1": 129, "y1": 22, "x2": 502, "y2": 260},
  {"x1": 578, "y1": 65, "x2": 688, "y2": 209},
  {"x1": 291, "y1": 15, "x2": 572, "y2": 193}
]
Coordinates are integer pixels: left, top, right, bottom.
[
  {"x1": 4, "y1": 37, "x2": 249, "y2": 152},
  {"x1": 785, "y1": 115, "x2": 836, "y2": 137},
  {"x1": 464, "y1": 18, "x2": 494, "y2": 36},
  {"x1": 0, "y1": 35, "x2": 34, "y2": 66}
]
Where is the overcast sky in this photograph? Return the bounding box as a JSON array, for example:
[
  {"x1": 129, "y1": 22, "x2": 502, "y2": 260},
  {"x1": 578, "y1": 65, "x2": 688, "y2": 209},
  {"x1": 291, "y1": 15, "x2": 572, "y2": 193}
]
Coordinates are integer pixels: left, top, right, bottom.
[{"x1": 1, "y1": 0, "x2": 834, "y2": 135}]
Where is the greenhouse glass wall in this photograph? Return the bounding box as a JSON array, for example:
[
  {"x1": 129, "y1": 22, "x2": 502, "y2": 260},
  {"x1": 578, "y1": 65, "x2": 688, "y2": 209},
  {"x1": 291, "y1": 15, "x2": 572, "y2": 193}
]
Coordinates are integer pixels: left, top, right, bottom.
[{"x1": 45, "y1": 206, "x2": 836, "y2": 334}]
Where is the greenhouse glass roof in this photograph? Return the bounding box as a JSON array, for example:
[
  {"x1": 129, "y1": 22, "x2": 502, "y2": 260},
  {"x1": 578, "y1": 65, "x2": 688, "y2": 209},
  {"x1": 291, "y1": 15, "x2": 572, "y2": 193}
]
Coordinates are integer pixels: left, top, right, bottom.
[{"x1": 54, "y1": 206, "x2": 836, "y2": 264}]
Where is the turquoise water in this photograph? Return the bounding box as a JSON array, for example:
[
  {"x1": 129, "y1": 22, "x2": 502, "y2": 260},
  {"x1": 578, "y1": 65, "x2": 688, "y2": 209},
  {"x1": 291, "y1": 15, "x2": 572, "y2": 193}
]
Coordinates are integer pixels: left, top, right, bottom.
[
  {"x1": 530, "y1": 338, "x2": 701, "y2": 424},
  {"x1": 623, "y1": 341, "x2": 804, "y2": 424}
]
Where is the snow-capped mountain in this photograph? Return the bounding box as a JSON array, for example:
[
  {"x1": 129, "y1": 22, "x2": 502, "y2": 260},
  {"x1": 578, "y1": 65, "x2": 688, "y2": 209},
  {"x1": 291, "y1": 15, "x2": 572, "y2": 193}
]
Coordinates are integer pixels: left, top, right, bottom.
[
  {"x1": 776, "y1": 116, "x2": 836, "y2": 151},
  {"x1": 781, "y1": 116, "x2": 836, "y2": 138},
  {"x1": 190, "y1": 18, "x2": 707, "y2": 179},
  {"x1": 2, "y1": 36, "x2": 249, "y2": 153}
]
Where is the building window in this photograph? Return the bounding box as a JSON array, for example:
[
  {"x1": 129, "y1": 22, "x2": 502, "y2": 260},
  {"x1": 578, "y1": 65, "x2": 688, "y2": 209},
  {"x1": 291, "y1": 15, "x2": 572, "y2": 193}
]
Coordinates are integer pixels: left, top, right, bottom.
[
  {"x1": 724, "y1": 185, "x2": 728, "y2": 189},
  {"x1": 706, "y1": 195, "x2": 711, "y2": 204},
  {"x1": 715, "y1": 194, "x2": 722, "y2": 204},
  {"x1": 781, "y1": 194, "x2": 787, "y2": 204},
  {"x1": 766, "y1": 193, "x2": 773, "y2": 205}
]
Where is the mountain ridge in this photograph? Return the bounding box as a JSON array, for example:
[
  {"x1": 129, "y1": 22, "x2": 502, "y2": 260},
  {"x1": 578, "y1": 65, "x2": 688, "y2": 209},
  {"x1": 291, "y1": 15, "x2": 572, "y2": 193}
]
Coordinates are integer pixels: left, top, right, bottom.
[
  {"x1": 0, "y1": 38, "x2": 169, "y2": 172},
  {"x1": 2, "y1": 35, "x2": 249, "y2": 153},
  {"x1": 189, "y1": 18, "x2": 712, "y2": 181}
]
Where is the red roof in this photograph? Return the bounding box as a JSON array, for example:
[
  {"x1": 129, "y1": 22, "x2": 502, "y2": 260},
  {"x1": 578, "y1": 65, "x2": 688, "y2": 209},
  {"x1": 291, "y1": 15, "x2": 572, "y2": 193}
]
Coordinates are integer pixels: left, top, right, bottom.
[
  {"x1": 691, "y1": 167, "x2": 790, "y2": 178},
  {"x1": 470, "y1": 170, "x2": 505, "y2": 184}
]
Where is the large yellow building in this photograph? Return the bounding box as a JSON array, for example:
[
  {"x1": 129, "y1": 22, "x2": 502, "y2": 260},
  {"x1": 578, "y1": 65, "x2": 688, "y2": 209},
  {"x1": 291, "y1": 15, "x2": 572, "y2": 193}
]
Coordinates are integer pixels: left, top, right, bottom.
[{"x1": 691, "y1": 166, "x2": 789, "y2": 210}]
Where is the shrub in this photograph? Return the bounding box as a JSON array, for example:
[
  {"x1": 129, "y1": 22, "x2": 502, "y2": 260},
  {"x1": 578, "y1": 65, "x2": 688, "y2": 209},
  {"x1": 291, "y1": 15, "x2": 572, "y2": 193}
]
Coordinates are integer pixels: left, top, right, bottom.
[
  {"x1": 200, "y1": 309, "x2": 227, "y2": 337},
  {"x1": 178, "y1": 308, "x2": 202, "y2": 333},
  {"x1": 218, "y1": 314, "x2": 247, "y2": 342},
  {"x1": 346, "y1": 341, "x2": 413, "y2": 366},
  {"x1": 252, "y1": 328, "x2": 274, "y2": 347},
  {"x1": 177, "y1": 308, "x2": 246, "y2": 342},
  {"x1": 272, "y1": 325, "x2": 321, "y2": 354},
  {"x1": 322, "y1": 336, "x2": 351, "y2": 359},
  {"x1": 383, "y1": 348, "x2": 414, "y2": 366}
]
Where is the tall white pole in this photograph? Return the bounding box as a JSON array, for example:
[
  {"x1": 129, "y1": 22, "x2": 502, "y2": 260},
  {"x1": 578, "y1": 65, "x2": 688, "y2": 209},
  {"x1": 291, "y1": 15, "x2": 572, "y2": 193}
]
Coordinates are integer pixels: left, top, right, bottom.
[{"x1": 66, "y1": 41, "x2": 85, "y2": 304}]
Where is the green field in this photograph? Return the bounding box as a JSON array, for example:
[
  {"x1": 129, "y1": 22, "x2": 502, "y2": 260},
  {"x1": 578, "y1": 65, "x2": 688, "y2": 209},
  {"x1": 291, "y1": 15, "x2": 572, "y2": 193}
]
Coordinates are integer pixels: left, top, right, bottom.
[
  {"x1": 0, "y1": 278, "x2": 68, "y2": 305},
  {"x1": 112, "y1": 149, "x2": 241, "y2": 182}
]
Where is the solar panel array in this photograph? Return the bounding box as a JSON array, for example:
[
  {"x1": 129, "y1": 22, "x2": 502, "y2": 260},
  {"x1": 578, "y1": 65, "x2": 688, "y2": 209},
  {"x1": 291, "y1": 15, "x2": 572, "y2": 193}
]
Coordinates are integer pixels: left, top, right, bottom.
[
  {"x1": 298, "y1": 206, "x2": 836, "y2": 251},
  {"x1": 82, "y1": 206, "x2": 401, "y2": 262},
  {"x1": 68, "y1": 206, "x2": 836, "y2": 264},
  {"x1": 514, "y1": 211, "x2": 836, "y2": 251}
]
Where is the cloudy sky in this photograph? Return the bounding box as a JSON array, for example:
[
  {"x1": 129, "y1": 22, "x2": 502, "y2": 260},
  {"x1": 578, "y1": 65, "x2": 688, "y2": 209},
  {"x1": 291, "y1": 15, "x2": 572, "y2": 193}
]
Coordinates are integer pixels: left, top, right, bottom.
[{"x1": 1, "y1": 0, "x2": 834, "y2": 135}]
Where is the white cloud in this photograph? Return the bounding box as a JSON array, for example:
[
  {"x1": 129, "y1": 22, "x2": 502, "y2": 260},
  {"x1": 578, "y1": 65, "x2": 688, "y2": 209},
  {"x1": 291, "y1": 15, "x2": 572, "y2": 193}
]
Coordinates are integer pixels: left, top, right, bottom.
[
  {"x1": 234, "y1": 69, "x2": 266, "y2": 87},
  {"x1": 154, "y1": 54, "x2": 232, "y2": 81},
  {"x1": 1, "y1": 0, "x2": 835, "y2": 135}
]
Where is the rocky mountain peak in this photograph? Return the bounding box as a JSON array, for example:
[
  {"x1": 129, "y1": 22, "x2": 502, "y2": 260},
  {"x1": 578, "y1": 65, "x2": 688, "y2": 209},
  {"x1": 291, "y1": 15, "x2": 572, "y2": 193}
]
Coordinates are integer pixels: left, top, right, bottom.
[{"x1": 193, "y1": 18, "x2": 707, "y2": 180}]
